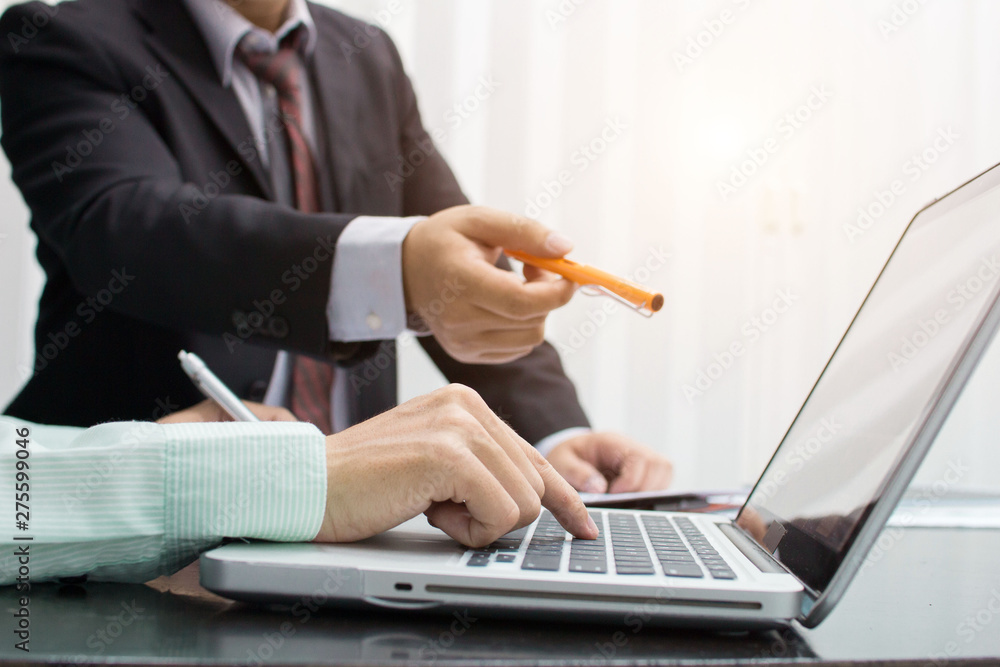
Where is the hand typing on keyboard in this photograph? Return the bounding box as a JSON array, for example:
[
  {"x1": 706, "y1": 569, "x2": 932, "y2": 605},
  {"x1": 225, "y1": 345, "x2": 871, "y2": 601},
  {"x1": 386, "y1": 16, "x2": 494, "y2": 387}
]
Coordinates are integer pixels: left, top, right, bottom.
[{"x1": 316, "y1": 385, "x2": 600, "y2": 547}]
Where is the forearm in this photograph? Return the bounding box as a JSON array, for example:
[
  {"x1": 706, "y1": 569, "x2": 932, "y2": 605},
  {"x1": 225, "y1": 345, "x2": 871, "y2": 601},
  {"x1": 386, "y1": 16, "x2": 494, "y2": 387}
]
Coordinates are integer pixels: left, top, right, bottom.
[
  {"x1": 58, "y1": 181, "x2": 354, "y2": 352},
  {"x1": 0, "y1": 418, "x2": 326, "y2": 584}
]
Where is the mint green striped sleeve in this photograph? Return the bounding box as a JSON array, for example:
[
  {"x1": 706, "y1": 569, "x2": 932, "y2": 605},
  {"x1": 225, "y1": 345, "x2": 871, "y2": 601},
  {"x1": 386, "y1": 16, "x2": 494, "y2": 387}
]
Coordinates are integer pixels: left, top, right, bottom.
[{"x1": 0, "y1": 417, "x2": 326, "y2": 585}]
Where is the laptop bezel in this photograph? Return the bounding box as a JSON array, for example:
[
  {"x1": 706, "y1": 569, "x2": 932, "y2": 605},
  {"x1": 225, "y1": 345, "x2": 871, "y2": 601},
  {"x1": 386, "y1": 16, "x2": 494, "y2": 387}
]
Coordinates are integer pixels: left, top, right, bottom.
[{"x1": 730, "y1": 162, "x2": 1000, "y2": 627}]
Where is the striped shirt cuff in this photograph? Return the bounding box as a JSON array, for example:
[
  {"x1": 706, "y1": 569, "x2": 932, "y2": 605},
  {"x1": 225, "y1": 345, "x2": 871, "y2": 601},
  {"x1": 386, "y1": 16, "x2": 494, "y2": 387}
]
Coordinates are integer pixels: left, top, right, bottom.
[
  {"x1": 162, "y1": 421, "x2": 327, "y2": 545},
  {"x1": 0, "y1": 419, "x2": 327, "y2": 585}
]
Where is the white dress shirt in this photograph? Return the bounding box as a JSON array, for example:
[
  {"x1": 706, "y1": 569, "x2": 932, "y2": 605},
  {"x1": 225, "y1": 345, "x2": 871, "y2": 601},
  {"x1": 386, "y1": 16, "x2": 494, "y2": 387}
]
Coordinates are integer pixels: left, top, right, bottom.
[{"x1": 183, "y1": 0, "x2": 420, "y2": 430}]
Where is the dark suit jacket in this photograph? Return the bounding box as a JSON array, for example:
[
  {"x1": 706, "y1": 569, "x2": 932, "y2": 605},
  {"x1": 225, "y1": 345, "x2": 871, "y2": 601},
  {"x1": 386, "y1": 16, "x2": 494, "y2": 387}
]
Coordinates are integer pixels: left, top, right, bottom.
[{"x1": 0, "y1": 0, "x2": 589, "y2": 443}]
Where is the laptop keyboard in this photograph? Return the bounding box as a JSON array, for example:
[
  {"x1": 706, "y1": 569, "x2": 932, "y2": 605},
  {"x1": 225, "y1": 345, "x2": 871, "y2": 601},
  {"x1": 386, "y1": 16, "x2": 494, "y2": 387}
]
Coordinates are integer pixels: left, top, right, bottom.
[{"x1": 464, "y1": 511, "x2": 736, "y2": 580}]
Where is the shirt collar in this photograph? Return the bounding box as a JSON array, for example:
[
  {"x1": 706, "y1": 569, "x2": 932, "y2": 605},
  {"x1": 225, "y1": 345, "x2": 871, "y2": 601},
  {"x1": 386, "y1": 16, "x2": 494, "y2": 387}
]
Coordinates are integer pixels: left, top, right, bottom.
[{"x1": 182, "y1": 0, "x2": 318, "y2": 87}]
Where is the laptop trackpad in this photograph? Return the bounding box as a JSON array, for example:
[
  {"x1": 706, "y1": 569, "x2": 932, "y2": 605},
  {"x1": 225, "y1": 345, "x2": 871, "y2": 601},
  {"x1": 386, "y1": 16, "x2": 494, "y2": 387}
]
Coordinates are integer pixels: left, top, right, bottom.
[
  {"x1": 353, "y1": 515, "x2": 466, "y2": 555},
  {"x1": 298, "y1": 515, "x2": 469, "y2": 570}
]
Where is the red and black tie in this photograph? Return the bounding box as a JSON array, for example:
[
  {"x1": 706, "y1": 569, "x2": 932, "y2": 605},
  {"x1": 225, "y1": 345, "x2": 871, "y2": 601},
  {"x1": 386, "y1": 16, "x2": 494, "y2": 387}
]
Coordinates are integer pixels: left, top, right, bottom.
[{"x1": 239, "y1": 29, "x2": 334, "y2": 434}]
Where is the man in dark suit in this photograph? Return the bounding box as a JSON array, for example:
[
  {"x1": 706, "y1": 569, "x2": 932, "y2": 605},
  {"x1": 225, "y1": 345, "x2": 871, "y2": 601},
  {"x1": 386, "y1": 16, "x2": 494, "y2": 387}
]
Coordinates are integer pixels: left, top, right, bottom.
[{"x1": 0, "y1": 0, "x2": 672, "y2": 493}]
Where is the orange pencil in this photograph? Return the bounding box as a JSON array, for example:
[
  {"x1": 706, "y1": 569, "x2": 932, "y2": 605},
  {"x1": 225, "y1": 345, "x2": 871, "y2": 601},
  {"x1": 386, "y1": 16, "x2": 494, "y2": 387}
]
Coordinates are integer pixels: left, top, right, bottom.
[{"x1": 505, "y1": 250, "x2": 664, "y2": 315}]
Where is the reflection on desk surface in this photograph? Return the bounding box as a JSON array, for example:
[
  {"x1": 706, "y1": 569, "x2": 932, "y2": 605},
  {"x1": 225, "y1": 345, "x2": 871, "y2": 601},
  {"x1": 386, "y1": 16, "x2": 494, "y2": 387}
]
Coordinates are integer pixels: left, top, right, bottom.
[
  {"x1": 888, "y1": 489, "x2": 1000, "y2": 528},
  {"x1": 0, "y1": 578, "x2": 813, "y2": 664},
  {"x1": 2, "y1": 526, "x2": 999, "y2": 665}
]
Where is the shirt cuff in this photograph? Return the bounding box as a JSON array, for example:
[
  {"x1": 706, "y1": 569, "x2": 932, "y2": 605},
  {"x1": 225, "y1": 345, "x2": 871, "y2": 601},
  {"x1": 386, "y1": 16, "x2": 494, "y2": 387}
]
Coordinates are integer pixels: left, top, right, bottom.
[
  {"x1": 162, "y1": 421, "x2": 327, "y2": 546},
  {"x1": 534, "y1": 427, "x2": 592, "y2": 458},
  {"x1": 327, "y1": 215, "x2": 425, "y2": 342}
]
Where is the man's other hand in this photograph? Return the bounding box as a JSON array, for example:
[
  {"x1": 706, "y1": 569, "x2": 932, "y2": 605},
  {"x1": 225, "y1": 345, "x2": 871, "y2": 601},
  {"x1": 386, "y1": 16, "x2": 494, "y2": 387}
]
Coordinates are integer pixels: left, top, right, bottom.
[
  {"x1": 547, "y1": 432, "x2": 673, "y2": 494},
  {"x1": 402, "y1": 205, "x2": 577, "y2": 364},
  {"x1": 316, "y1": 384, "x2": 598, "y2": 548}
]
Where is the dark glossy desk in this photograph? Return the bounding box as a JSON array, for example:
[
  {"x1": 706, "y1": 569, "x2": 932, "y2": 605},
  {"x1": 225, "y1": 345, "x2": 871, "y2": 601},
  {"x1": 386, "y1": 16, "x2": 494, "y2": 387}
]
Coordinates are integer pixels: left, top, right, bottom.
[{"x1": 2, "y1": 527, "x2": 999, "y2": 666}]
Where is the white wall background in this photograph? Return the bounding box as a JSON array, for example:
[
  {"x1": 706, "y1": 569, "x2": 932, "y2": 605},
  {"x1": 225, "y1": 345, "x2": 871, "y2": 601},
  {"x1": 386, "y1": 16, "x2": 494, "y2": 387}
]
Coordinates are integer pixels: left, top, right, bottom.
[{"x1": 2, "y1": 0, "x2": 999, "y2": 492}]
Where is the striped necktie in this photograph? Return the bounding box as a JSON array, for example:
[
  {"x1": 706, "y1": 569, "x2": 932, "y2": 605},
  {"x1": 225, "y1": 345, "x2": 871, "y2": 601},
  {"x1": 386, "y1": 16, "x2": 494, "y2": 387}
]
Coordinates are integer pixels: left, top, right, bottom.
[{"x1": 238, "y1": 29, "x2": 334, "y2": 434}]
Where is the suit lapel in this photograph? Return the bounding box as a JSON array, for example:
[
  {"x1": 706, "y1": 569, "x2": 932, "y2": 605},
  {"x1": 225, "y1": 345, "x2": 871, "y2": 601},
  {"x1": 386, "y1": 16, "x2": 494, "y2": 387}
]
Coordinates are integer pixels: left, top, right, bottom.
[
  {"x1": 130, "y1": 0, "x2": 274, "y2": 199},
  {"x1": 308, "y1": 17, "x2": 361, "y2": 212}
]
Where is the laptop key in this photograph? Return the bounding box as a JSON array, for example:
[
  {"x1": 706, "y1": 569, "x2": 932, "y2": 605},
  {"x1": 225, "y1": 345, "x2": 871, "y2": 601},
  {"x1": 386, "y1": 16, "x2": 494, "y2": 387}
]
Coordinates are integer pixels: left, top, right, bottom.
[
  {"x1": 616, "y1": 565, "x2": 655, "y2": 575},
  {"x1": 522, "y1": 555, "x2": 562, "y2": 571},
  {"x1": 662, "y1": 563, "x2": 704, "y2": 578},
  {"x1": 709, "y1": 569, "x2": 737, "y2": 580},
  {"x1": 570, "y1": 560, "x2": 608, "y2": 573},
  {"x1": 495, "y1": 554, "x2": 517, "y2": 563},
  {"x1": 613, "y1": 547, "x2": 650, "y2": 556},
  {"x1": 659, "y1": 555, "x2": 697, "y2": 564},
  {"x1": 490, "y1": 530, "x2": 528, "y2": 550}
]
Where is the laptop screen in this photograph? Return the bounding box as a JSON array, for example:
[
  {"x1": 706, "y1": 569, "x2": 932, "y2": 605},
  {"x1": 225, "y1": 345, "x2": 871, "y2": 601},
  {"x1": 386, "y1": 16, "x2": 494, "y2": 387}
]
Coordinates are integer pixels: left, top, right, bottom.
[{"x1": 736, "y1": 170, "x2": 1000, "y2": 594}]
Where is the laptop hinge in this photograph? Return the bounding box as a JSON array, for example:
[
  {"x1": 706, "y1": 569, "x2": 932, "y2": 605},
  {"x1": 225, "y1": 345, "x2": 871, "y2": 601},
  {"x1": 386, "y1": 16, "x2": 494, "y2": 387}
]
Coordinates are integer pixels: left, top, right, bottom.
[{"x1": 717, "y1": 523, "x2": 787, "y2": 574}]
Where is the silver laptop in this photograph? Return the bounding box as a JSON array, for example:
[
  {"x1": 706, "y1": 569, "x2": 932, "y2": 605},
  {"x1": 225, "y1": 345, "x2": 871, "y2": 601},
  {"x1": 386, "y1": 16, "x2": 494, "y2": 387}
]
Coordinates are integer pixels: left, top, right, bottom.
[{"x1": 201, "y1": 161, "x2": 1000, "y2": 629}]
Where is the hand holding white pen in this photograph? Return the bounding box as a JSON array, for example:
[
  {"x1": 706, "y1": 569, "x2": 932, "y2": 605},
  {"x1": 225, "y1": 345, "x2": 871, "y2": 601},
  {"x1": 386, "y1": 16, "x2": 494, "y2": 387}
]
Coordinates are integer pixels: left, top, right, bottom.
[{"x1": 178, "y1": 350, "x2": 260, "y2": 422}]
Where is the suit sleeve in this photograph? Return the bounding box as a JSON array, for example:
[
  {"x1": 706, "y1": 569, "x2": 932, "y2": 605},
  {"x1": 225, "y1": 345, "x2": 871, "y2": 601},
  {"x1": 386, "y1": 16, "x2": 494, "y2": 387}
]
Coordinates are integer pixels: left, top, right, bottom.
[
  {"x1": 0, "y1": 3, "x2": 353, "y2": 359},
  {"x1": 379, "y1": 32, "x2": 591, "y2": 445}
]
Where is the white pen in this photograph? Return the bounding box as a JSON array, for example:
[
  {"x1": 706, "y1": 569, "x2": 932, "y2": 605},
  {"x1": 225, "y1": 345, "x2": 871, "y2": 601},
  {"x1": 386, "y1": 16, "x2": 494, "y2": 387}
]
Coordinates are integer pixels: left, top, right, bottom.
[{"x1": 178, "y1": 350, "x2": 260, "y2": 422}]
